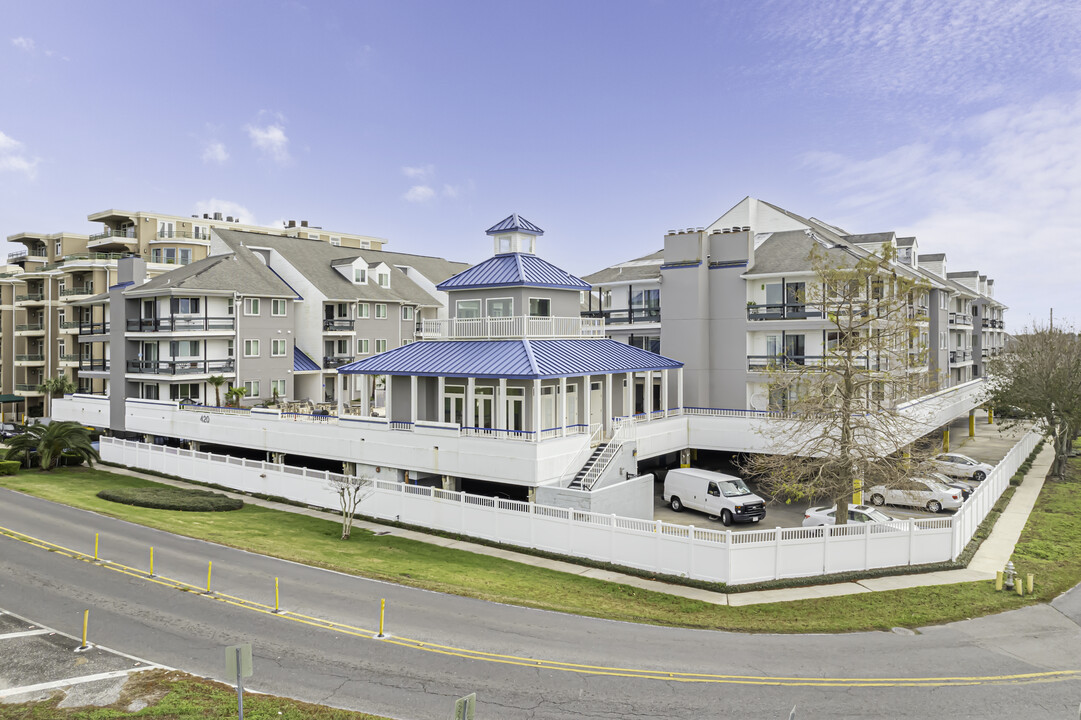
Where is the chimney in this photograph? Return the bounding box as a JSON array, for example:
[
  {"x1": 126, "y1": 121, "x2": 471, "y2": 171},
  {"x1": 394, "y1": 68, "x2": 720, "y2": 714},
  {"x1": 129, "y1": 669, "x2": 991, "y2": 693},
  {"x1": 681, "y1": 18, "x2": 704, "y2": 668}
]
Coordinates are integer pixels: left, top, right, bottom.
[
  {"x1": 203, "y1": 213, "x2": 210, "y2": 219},
  {"x1": 287, "y1": 220, "x2": 296, "y2": 228},
  {"x1": 301, "y1": 220, "x2": 309, "y2": 228},
  {"x1": 213, "y1": 212, "x2": 223, "y2": 221},
  {"x1": 226, "y1": 216, "x2": 233, "y2": 222}
]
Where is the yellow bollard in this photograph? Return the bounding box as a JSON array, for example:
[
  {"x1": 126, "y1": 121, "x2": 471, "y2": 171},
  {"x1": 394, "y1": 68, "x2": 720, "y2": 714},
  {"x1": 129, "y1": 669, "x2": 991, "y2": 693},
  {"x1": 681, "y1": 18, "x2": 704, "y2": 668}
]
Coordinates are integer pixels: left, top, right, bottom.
[
  {"x1": 988, "y1": 407, "x2": 994, "y2": 424},
  {"x1": 1016, "y1": 577, "x2": 1024, "y2": 596},
  {"x1": 995, "y1": 571, "x2": 1003, "y2": 591},
  {"x1": 942, "y1": 428, "x2": 950, "y2": 453},
  {"x1": 1027, "y1": 574, "x2": 1034, "y2": 594},
  {"x1": 206, "y1": 561, "x2": 213, "y2": 594},
  {"x1": 851, "y1": 477, "x2": 862, "y2": 507},
  {"x1": 274, "y1": 577, "x2": 280, "y2": 613},
  {"x1": 378, "y1": 598, "x2": 386, "y2": 638},
  {"x1": 94, "y1": 533, "x2": 99, "y2": 561},
  {"x1": 969, "y1": 411, "x2": 975, "y2": 438},
  {"x1": 149, "y1": 547, "x2": 154, "y2": 577},
  {"x1": 80, "y1": 609, "x2": 89, "y2": 650}
]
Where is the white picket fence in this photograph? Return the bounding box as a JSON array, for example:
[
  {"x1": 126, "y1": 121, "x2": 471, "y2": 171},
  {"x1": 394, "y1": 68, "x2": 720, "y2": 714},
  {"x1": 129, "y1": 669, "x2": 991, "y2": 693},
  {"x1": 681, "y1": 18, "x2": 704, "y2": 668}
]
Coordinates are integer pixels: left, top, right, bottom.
[{"x1": 100, "y1": 427, "x2": 1041, "y2": 586}]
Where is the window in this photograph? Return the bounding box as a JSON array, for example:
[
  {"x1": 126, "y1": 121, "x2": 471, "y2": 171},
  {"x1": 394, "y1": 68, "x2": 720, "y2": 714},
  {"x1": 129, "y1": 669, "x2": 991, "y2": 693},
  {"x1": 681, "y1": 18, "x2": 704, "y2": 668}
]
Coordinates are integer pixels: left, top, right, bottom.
[
  {"x1": 271, "y1": 299, "x2": 287, "y2": 317},
  {"x1": 402, "y1": 306, "x2": 414, "y2": 320},
  {"x1": 170, "y1": 297, "x2": 200, "y2": 314},
  {"x1": 169, "y1": 340, "x2": 199, "y2": 357},
  {"x1": 244, "y1": 298, "x2": 260, "y2": 316},
  {"x1": 271, "y1": 339, "x2": 287, "y2": 357},
  {"x1": 456, "y1": 299, "x2": 481, "y2": 319},
  {"x1": 377, "y1": 271, "x2": 390, "y2": 288},
  {"x1": 360, "y1": 239, "x2": 371, "y2": 249},
  {"x1": 271, "y1": 379, "x2": 286, "y2": 397},
  {"x1": 497, "y1": 235, "x2": 512, "y2": 253},
  {"x1": 179, "y1": 248, "x2": 192, "y2": 266},
  {"x1": 357, "y1": 303, "x2": 370, "y2": 319},
  {"x1": 244, "y1": 380, "x2": 260, "y2": 397},
  {"x1": 227, "y1": 298, "x2": 235, "y2": 315},
  {"x1": 143, "y1": 384, "x2": 159, "y2": 400},
  {"x1": 357, "y1": 338, "x2": 369, "y2": 354},
  {"x1": 308, "y1": 233, "x2": 320, "y2": 240},
  {"x1": 226, "y1": 339, "x2": 234, "y2": 358},
  {"x1": 353, "y1": 268, "x2": 367, "y2": 283},
  {"x1": 529, "y1": 298, "x2": 551, "y2": 317},
  {"x1": 336, "y1": 338, "x2": 350, "y2": 354},
  {"x1": 55, "y1": 240, "x2": 62, "y2": 256},
  {"x1": 169, "y1": 383, "x2": 200, "y2": 400},
  {"x1": 330, "y1": 237, "x2": 341, "y2": 246},
  {"x1": 375, "y1": 339, "x2": 387, "y2": 353},
  {"x1": 193, "y1": 225, "x2": 208, "y2": 239},
  {"x1": 375, "y1": 304, "x2": 387, "y2": 319},
  {"x1": 486, "y1": 298, "x2": 513, "y2": 317},
  {"x1": 244, "y1": 339, "x2": 260, "y2": 357}
]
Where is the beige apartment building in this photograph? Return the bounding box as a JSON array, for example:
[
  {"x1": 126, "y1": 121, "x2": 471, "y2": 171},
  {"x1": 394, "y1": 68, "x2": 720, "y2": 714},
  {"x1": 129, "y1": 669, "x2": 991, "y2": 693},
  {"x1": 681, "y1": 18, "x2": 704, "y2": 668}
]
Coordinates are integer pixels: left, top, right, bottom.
[{"x1": 1, "y1": 208, "x2": 388, "y2": 418}]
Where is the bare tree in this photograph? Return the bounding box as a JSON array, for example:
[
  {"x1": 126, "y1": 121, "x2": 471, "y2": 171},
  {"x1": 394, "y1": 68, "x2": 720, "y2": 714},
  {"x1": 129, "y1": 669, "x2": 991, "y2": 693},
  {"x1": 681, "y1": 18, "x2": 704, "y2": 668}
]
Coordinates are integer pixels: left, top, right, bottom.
[
  {"x1": 329, "y1": 473, "x2": 375, "y2": 540},
  {"x1": 986, "y1": 323, "x2": 1081, "y2": 479},
  {"x1": 743, "y1": 242, "x2": 934, "y2": 522}
]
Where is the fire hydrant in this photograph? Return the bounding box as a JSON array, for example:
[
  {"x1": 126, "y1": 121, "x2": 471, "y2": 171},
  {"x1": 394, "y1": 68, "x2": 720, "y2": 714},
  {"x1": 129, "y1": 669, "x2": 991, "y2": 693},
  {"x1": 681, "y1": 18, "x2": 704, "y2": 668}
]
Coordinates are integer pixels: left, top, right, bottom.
[{"x1": 1003, "y1": 561, "x2": 1017, "y2": 591}]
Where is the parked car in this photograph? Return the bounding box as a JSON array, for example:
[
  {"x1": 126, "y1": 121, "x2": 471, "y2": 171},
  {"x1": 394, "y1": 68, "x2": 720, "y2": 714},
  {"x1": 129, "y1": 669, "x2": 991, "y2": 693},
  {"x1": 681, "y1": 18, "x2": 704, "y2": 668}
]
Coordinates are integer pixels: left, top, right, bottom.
[
  {"x1": 931, "y1": 453, "x2": 993, "y2": 482},
  {"x1": 802, "y1": 504, "x2": 897, "y2": 527},
  {"x1": 0, "y1": 423, "x2": 24, "y2": 440},
  {"x1": 867, "y1": 478, "x2": 963, "y2": 513},
  {"x1": 929, "y1": 472, "x2": 974, "y2": 500},
  {"x1": 663, "y1": 468, "x2": 766, "y2": 526}
]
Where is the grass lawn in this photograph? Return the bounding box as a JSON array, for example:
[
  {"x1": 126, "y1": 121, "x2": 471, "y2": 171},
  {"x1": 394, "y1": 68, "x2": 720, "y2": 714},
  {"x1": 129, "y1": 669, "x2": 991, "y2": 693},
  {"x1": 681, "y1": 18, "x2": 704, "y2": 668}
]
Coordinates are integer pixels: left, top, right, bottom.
[
  {"x1": 0, "y1": 669, "x2": 391, "y2": 720},
  {"x1": 1, "y1": 456, "x2": 1077, "y2": 634}
]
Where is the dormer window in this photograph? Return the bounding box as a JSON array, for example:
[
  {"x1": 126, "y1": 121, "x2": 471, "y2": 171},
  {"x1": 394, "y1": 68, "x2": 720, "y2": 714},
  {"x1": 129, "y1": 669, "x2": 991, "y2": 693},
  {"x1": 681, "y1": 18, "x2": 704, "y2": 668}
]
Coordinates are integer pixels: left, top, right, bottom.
[
  {"x1": 377, "y1": 271, "x2": 390, "y2": 288},
  {"x1": 354, "y1": 268, "x2": 367, "y2": 284}
]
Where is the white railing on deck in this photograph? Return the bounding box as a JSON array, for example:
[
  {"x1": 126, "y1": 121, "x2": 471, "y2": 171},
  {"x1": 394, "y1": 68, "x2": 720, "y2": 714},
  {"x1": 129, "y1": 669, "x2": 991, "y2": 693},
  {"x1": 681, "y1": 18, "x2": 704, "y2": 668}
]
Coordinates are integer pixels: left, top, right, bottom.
[{"x1": 418, "y1": 315, "x2": 605, "y2": 340}]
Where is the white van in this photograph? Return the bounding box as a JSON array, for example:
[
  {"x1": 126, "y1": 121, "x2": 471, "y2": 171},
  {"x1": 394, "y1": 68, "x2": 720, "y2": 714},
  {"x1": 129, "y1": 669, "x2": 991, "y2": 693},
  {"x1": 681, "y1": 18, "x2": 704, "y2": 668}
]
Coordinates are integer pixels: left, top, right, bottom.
[{"x1": 663, "y1": 468, "x2": 766, "y2": 526}]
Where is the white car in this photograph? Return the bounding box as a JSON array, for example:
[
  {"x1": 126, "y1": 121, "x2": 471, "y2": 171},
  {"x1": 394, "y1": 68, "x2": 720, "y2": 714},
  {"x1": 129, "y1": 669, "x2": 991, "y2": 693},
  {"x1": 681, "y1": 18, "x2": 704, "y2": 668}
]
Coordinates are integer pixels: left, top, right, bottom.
[
  {"x1": 931, "y1": 453, "x2": 993, "y2": 482},
  {"x1": 867, "y1": 478, "x2": 963, "y2": 513},
  {"x1": 802, "y1": 504, "x2": 897, "y2": 527}
]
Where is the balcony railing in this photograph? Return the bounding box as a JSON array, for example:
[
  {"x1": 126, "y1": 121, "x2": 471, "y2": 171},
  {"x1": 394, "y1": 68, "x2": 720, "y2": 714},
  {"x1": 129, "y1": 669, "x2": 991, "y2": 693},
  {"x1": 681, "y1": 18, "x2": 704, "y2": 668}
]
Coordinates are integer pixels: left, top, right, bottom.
[
  {"x1": 60, "y1": 353, "x2": 80, "y2": 362},
  {"x1": 15, "y1": 293, "x2": 45, "y2": 302},
  {"x1": 746, "y1": 303, "x2": 824, "y2": 321},
  {"x1": 15, "y1": 354, "x2": 45, "y2": 362},
  {"x1": 60, "y1": 286, "x2": 93, "y2": 297},
  {"x1": 39, "y1": 252, "x2": 130, "y2": 271},
  {"x1": 78, "y1": 359, "x2": 109, "y2": 372},
  {"x1": 60, "y1": 321, "x2": 79, "y2": 330},
  {"x1": 581, "y1": 308, "x2": 661, "y2": 324},
  {"x1": 323, "y1": 356, "x2": 355, "y2": 369},
  {"x1": 14, "y1": 323, "x2": 44, "y2": 332},
  {"x1": 949, "y1": 313, "x2": 972, "y2": 326},
  {"x1": 322, "y1": 318, "x2": 356, "y2": 332},
  {"x1": 14, "y1": 383, "x2": 42, "y2": 392},
  {"x1": 155, "y1": 230, "x2": 210, "y2": 241},
  {"x1": 419, "y1": 316, "x2": 605, "y2": 340},
  {"x1": 907, "y1": 307, "x2": 930, "y2": 321},
  {"x1": 747, "y1": 354, "x2": 889, "y2": 371},
  {"x1": 78, "y1": 322, "x2": 110, "y2": 335},
  {"x1": 126, "y1": 359, "x2": 236, "y2": 375},
  {"x1": 126, "y1": 317, "x2": 236, "y2": 332},
  {"x1": 88, "y1": 228, "x2": 136, "y2": 242},
  {"x1": 949, "y1": 350, "x2": 972, "y2": 364}
]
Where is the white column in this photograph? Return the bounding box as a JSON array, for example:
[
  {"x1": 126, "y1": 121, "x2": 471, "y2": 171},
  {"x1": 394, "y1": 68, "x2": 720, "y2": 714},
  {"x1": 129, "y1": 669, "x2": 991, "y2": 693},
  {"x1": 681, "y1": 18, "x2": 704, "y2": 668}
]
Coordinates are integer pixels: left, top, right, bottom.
[
  {"x1": 582, "y1": 375, "x2": 591, "y2": 432},
  {"x1": 559, "y1": 376, "x2": 567, "y2": 437},
  {"x1": 644, "y1": 370, "x2": 653, "y2": 421},
  {"x1": 604, "y1": 373, "x2": 613, "y2": 435},
  {"x1": 384, "y1": 374, "x2": 392, "y2": 421},
  {"x1": 661, "y1": 369, "x2": 669, "y2": 417},
  {"x1": 437, "y1": 376, "x2": 445, "y2": 422},
  {"x1": 533, "y1": 378, "x2": 542, "y2": 443},
  {"x1": 466, "y1": 376, "x2": 475, "y2": 429},
  {"x1": 625, "y1": 371, "x2": 634, "y2": 419},
  {"x1": 337, "y1": 375, "x2": 345, "y2": 416},
  {"x1": 677, "y1": 368, "x2": 684, "y2": 413},
  {"x1": 361, "y1": 376, "x2": 371, "y2": 416},
  {"x1": 497, "y1": 378, "x2": 507, "y2": 433},
  {"x1": 410, "y1": 375, "x2": 418, "y2": 426}
]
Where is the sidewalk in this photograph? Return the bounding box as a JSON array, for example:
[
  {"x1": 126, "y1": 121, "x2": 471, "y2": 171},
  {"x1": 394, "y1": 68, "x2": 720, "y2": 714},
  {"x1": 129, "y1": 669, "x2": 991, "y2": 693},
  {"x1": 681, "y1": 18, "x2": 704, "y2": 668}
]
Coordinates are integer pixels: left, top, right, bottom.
[{"x1": 101, "y1": 437, "x2": 1052, "y2": 608}]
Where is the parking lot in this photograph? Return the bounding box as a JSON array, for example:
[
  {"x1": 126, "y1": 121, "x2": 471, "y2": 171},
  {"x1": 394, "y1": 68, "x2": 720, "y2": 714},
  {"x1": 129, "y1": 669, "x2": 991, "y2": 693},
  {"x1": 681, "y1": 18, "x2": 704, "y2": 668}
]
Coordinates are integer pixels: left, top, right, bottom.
[{"x1": 650, "y1": 408, "x2": 1028, "y2": 531}]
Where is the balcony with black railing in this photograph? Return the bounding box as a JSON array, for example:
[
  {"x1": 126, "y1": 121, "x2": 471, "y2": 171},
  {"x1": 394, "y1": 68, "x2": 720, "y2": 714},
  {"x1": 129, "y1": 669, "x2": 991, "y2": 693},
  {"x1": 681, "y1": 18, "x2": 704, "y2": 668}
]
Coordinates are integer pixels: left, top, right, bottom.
[
  {"x1": 581, "y1": 307, "x2": 662, "y2": 324},
  {"x1": 949, "y1": 350, "x2": 972, "y2": 364},
  {"x1": 746, "y1": 303, "x2": 824, "y2": 321},
  {"x1": 948, "y1": 313, "x2": 973, "y2": 326},
  {"x1": 323, "y1": 318, "x2": 356, "y2": 332},
  {"x1": 126, "y1": 317, "x2": 236, "y2": 332},
  {"x1": 78, "y1": 322, "x2": 110, "y2": 336},
  {"x1": 125, "y1": 359, "x2": 236, "y2": 375},
  {"x1": 78, "y1": 359, "x2": 109, "y2": 372},
  {"x1": 60, "y1": 285, "x2": 94, "y2": 297},
  {"x1": 323, "y1": 356, "x2": 355, "y2": 369},
  {"x1": 747, "y1": 354, "x2": 887, "y2": 371}
]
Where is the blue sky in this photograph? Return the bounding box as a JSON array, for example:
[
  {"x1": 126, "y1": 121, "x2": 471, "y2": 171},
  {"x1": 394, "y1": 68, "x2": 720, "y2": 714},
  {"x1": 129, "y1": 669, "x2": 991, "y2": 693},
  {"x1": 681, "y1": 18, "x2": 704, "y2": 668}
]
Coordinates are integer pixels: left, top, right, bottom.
[{"x1": 2, "y1": 0, "x2": 1079, "y2": 327}]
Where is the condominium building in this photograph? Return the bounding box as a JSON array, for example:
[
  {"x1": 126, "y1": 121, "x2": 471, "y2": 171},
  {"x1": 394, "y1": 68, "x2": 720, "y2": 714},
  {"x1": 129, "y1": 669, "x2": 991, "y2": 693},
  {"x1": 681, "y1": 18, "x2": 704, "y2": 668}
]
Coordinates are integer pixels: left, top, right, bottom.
[
  {"x1": 1, "y1": 208, "x2": 388, "y2": 417},
  {"x1": 583, "y1": 197, "x2": 1008, "y2": 410}
]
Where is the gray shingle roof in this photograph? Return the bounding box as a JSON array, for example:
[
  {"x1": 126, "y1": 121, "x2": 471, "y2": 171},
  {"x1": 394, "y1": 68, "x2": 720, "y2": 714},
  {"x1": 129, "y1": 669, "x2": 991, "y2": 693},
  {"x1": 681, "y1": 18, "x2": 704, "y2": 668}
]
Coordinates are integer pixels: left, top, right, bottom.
[
  {"x1": 845, "y1": 232, "x2": 896, "y2": 246},
  {"x1": 581, "y1": 249, "x2": 664, "y2": 285},
  {"x1": 129, "y1": 252, "x2": 294, "y2": 297},
  {"x1": 743, "y1": 231, "x2": 859, "y2": 275}
]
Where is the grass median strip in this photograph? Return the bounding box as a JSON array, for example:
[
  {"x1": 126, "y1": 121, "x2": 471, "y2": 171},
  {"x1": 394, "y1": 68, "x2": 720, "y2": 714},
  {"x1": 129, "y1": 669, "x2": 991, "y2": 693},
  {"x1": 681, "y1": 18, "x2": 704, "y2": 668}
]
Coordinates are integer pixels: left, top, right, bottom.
[{"x1": 1, "y1": 458, "x2": 1078, "y2": 634}]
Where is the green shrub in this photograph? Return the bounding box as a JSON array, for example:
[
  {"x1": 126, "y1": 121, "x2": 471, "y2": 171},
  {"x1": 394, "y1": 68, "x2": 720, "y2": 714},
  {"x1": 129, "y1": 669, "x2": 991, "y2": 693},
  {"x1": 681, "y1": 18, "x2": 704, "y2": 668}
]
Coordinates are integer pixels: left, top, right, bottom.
[
  {"x1": 96, "y1": 486, "x2": 243, "y2": 512},
  {"x1": 0, "y1": 460, "x2": 20, "y2": 476}
]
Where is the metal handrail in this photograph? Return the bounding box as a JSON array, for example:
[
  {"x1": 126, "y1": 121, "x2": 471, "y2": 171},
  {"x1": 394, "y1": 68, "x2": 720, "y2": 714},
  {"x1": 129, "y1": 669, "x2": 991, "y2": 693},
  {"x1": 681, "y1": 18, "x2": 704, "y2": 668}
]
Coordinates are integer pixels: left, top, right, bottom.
[
  {"x1": 88, "y1": 228, "x2": 136, "y2": 242},
  {"x1": 126, "y1": 317, "x2": 235, "y2": 332}
]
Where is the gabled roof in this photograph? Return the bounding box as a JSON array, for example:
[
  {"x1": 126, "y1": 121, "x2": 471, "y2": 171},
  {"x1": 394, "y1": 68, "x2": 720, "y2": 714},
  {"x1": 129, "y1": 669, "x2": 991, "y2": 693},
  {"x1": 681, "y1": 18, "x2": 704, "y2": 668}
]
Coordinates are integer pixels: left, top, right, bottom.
[
  {"x1": 582, "y1": 249, "x2": 664, "y2": 285},
  {"x1": 486, "y1": 214, "x2": 544, "y2": 236},
  {"x1": 337, "y1": 338, "x2": 682, "y2": 379},
  {"x1": 294, "y1": 346, "x2": 320, "y2": 372},
  {"x1": 127, "y1": 252, "x2": 295, "y2": 298},
  {"x1": 437, "y1": 253, "x2": 591, "y2": 291}
]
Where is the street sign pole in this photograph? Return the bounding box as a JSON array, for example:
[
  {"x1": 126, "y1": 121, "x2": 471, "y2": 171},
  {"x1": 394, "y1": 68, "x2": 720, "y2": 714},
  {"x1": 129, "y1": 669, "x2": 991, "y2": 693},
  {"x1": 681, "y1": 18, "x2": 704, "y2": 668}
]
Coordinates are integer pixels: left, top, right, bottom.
[
  {"x1": 225, "y1": 644, "x2": 253, "y2": 720},
  {"x1": 236, "y1": 647, "x2": 244, "y2": 720}
]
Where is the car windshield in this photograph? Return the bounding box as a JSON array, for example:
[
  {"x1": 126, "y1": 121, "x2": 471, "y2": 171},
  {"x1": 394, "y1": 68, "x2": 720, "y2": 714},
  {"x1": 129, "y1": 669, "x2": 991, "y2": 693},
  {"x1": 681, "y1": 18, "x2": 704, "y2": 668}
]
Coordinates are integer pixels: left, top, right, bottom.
[
  {"x1": 861, "y1": 509, "x2": 894, "y2": 523},
  {"x1": 718, "y1": 478, "x2": 752, "y2": 497}
]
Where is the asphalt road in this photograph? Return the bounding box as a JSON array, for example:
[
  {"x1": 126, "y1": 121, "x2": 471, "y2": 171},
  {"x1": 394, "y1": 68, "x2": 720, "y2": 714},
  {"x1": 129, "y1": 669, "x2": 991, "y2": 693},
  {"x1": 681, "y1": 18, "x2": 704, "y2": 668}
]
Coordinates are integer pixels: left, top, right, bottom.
[{"x1": 2, "y1": 488, "x2": 1081, "y2": 719}]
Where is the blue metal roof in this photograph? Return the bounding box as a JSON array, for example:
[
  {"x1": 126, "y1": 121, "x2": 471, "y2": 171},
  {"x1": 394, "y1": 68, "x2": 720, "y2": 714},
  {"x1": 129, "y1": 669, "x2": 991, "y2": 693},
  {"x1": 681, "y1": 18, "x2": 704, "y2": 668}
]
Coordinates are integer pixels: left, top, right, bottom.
[
  {"x1": 436, "y1": 253, "x2": 591, "y2": 291},
  {"x1": 486, "y1": 214, "x2": 544, "y2": 236},
  {"x1": 338, "y1": 339, "x2": 682, "y2": 379},
  {"x1": 294, "y1": 346, "x2": 320, "y2": 372}
]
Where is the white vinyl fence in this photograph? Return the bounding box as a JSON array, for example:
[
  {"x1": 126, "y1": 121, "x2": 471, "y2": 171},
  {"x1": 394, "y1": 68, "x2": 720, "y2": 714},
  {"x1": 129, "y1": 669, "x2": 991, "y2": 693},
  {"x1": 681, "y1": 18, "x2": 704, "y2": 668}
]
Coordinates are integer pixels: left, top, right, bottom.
[{"x1": 101, "y1": 428, "x2": 1041, "y2": 586}]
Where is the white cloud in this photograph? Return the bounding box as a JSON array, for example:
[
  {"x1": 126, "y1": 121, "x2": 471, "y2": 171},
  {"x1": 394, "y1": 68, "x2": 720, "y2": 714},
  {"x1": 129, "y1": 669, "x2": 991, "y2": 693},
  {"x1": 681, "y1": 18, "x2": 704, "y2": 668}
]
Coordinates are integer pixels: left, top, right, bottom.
[
  {"x1": 11, "y1": 37, "x2": 35, "y2": 52},
  {"x1": 804, "y1": 91, "x2": 1081, "y2": 327},
  {"x1": 403, "y1": 185, "x2": 436, "y2": 203},
  {"x1": 193, "y1": 199, "x2": 255, "y2": 227},
  {"x1": 0, "y1": 130, "x2": 39, "y2": 179},
  {"x1": 201, "y1": 141, "x2": 229, "y2": 165},
  {"x1": 402, "y1": 164, "x2": 435, "y2": 180},
  {"x1": 245, "y1": 123, "x2": 290, "y2": 165}
]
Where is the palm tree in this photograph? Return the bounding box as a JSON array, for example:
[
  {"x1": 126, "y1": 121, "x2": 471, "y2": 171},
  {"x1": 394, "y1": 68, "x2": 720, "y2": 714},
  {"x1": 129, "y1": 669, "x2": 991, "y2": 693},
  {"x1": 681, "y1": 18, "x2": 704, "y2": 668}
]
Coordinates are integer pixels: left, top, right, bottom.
[
  {"x1": 38, "y1": 374, "x2": 76, "y2": 399},
  {"x1": 225, "y1": 386, "x2": 249, "y2": 408},
  {"x1": 207, "y1": 375, "x2": 227, "y2": 407},
  {"x1": 4, "y1": 421, "x2": 99, "y2": 470}
]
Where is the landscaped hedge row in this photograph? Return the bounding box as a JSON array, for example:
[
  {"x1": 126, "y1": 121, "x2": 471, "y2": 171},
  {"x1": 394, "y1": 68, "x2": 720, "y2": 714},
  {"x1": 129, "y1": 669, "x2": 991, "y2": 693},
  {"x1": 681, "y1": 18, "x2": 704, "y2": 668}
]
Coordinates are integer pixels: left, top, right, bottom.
[
  {"x1": 0, "y1": 460, "x2": 20, "y2": 476},
  {"x1": 96, "y1": 486, "x2": 244, "y2": 512},
  {"x1": 1010, "y1": 440, "x2": 1045, "y2": 486}
]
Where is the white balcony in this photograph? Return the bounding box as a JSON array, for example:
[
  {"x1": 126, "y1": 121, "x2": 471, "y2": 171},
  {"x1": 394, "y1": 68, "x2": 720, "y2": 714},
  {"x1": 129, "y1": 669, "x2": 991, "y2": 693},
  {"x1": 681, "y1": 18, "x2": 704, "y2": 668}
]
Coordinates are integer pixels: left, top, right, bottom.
[{"x1": 418, "y1": 315, "x2": 605, "y2": 340}]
